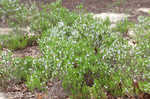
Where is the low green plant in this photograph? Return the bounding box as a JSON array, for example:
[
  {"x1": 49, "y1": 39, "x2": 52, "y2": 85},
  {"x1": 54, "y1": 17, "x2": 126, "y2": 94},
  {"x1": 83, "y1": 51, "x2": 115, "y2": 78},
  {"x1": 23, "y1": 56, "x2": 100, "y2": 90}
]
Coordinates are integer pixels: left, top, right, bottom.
[
  {"x1": 112, "y1": 18, "x2": 134, "y2": 36},
  {"x1": 0, "y1": 34, "x2": 27, "y2": 50},
  {"x1": 12, "y1": 56, "x2": 47, "y2": 90},
  {"x1": 0, "y1": 0, "x2": 38, "y2": 27},
  {"x1": 0, "y1": 31, "x2": 38, "y2": 50},
  {"x1": 0, "y1": 53, "x2": 48, "y2": 90},
  {"x1": 112, "y1": 0, "x2": 127, "y2": 7},
  {"x1": 0, "y1": 50, "x2": 13, "y2": 87}
]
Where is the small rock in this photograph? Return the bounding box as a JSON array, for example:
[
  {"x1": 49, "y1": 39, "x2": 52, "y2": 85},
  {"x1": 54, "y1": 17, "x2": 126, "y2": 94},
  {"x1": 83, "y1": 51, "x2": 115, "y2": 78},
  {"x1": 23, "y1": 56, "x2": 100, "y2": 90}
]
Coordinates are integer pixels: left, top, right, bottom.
[
  {"x1": 0, "y1": 93, "x2": 7, "y2": 99},
  {"x1": 93, "y1": 13, "x2": 130, "y2": 23},
  {"x1": 0, "y1": 28, "x2": 12, "y2": 35},
  {"x1": 0, "y1": 27, "x2": 30, "y2": 35},
  {"x1": 128, "y1": 29, "x2": 136, "y2": 38},
  {"x1": 137, "y1": 8, "x2": 150, "y2": 14}
]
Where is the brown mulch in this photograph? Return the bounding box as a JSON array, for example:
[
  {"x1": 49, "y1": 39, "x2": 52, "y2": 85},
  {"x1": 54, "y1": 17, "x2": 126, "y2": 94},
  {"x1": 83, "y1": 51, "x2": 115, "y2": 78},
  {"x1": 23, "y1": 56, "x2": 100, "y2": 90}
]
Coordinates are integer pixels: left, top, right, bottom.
[
  {"x1": 13, "y1": 46, "x2": 41, "y2": 58},
  {"x1": 19, "y1": 0, "x2": 150, "y2": 13}
]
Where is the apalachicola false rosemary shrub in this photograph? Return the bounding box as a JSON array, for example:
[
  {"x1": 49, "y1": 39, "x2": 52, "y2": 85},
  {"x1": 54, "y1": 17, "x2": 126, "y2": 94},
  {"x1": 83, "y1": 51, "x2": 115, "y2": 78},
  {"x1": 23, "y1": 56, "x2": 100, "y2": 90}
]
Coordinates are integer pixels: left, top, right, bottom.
[
  {"x1": 0, "y1": 0, "x2": 150, "y2": 98},
  {"x1": 38, "y1": 15, "x2": 132, "y2": 98},
  {"x1": 38, "y1": 4, "x2": 150, "y2": 97}
]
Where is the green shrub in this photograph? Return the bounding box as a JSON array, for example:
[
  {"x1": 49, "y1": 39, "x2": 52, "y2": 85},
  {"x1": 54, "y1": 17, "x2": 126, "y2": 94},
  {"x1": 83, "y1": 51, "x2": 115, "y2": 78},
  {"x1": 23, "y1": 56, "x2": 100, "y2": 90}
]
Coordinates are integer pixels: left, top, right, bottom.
[
  {"x1": 38, "y1": 3, "x2": 150, "y2": 98},
  {"x1": 0, "y1": 34, "x2": 27, "y2": 50},
  {"x1": 12, "y1": 56, "x2": 48, "y2": 90},
  {"x1": 0, "y1": 30, "x2": 38, "y2": 50},
  {"x1": 0, "y1": 0, "x2": 38, "y2": 27},
  {"x1": 38, "y1": 16, "x2": 132, "y2": 98}
]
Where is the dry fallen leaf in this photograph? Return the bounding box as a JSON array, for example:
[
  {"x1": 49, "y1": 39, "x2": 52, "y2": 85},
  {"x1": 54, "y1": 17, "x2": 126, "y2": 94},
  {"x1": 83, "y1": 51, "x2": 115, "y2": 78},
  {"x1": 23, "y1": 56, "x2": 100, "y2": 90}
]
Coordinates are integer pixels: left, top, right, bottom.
[{"x1": 37, "y1": 93, "x2": 44, "y2": 99}]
